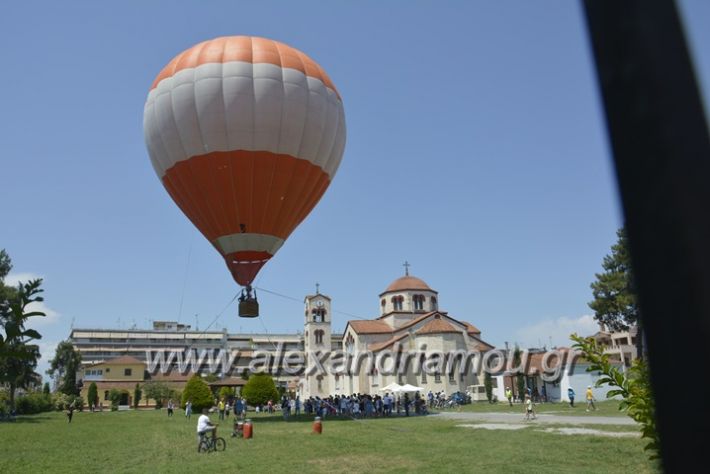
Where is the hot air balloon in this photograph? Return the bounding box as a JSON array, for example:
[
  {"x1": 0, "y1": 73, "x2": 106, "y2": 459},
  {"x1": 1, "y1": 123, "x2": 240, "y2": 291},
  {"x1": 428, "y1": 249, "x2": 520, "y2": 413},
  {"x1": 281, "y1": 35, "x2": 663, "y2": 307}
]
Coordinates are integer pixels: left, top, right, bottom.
[{"x1": 143, "y1": 36, "x2": 346, "y2": 317}]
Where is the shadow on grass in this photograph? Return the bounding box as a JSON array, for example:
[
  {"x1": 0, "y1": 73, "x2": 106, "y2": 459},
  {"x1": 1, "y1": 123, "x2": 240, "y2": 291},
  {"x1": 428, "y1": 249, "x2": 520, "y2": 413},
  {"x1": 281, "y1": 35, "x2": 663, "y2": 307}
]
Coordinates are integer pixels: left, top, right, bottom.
[{"x1": 3, "y1": 415, "x2": 56, "y2": 424}]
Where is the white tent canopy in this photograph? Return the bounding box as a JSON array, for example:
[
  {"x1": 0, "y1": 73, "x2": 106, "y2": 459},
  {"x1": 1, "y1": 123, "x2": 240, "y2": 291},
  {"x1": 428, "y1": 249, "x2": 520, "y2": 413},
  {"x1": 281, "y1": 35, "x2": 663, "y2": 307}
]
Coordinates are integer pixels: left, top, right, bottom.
[
  {"x1": 380, "y1": 382, "x2": 403, "y2": 392},
  {"x1": 399, "y1": 384, "x2": 425, "y2": 392}
]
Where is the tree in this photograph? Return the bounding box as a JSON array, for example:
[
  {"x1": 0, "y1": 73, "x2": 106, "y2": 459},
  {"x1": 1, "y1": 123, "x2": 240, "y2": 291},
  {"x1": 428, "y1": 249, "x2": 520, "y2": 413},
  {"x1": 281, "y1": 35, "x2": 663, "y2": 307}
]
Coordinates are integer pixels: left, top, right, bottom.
[
  {"x1": 512, "y1": 346, "x2": 525, "y2": 400},
  {"x1": 181, "y1": 375, "x2": 213, "y2": 412},
  {"x1": 142, "y1": 381, "x2": 171, "y2": 408},
  {"x1": 0, "y1": 249, "x2": 16, "y2": 302},
  {"x1": 218, "y1": 386, "x2": 235, "y2": 401},
  {"x1": 484, "y1": 372, "x2": 493, "y2": 403},
  {"x1": 0, "y1": 277, "x2": 45, "y2": 408},
  {"x1": 589, "y1": 227, "x2": 643, "y2": 358},
  {"x1": 47, "y1": 341, "x2": 82, "y2": 396},
  {"x1": 87, "y1": 382, "x2": 99, "y2": 409},
  {"x1": 134, "y1": 383, "x2": 142, "y2": 409},
  {"x1": 571, "y1": 334, "x2": 658, "y2": 460},
  {"x1": 241, "y1": 373, "x2": 278, "y2": 406},
  {"x1": 43, "y1": 382, "x2": 51, "y2": 395}
]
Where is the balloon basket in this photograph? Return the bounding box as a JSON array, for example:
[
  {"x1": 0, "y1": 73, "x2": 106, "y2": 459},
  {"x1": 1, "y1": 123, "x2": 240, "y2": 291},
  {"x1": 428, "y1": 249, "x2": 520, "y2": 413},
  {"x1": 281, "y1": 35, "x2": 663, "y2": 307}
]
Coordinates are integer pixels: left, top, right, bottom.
[{"x1": 239, "y1": 299, "x2": 259, "y2": 318}]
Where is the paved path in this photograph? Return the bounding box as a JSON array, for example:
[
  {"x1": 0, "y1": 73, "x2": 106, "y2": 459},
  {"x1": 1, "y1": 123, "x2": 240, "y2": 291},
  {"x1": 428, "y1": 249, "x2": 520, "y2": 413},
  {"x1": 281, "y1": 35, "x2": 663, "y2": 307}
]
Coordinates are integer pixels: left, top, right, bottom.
[{"x1": 433, "y1": 411, "x2": 637, "y2": 426}]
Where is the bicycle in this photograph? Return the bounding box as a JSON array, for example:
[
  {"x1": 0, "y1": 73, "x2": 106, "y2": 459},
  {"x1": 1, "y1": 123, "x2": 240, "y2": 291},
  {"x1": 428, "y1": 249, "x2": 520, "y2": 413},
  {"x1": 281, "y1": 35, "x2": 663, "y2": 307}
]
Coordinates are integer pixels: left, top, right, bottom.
[{"x1": 198, "y1": 431, "x2": 226, "y2": 453}]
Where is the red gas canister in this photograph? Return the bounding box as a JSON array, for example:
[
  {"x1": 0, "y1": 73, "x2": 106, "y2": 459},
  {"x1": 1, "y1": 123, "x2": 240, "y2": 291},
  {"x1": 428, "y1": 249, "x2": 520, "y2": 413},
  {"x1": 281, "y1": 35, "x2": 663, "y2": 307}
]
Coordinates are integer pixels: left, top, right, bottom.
[
  {"x1": 313, "y1": 416, "x2": 322, "y2": 434},
  {"x1": 243, "y1": 419, "x2": 253, "y2": 439}
]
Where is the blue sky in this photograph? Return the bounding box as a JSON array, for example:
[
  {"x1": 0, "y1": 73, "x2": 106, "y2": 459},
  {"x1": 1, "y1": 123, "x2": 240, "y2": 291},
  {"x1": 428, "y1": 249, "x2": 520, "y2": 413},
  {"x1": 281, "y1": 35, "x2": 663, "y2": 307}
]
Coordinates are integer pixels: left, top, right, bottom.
[{"x1": 2, "y1": 1, "x2": 709, "y2": 375}]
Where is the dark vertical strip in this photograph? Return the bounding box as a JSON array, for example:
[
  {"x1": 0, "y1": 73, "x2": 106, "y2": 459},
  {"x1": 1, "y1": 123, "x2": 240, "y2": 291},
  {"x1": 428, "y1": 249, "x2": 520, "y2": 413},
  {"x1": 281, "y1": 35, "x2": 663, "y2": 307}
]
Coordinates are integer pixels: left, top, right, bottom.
[{"x1": 583, "y1": 0, "x2": 710, "y2": 470}]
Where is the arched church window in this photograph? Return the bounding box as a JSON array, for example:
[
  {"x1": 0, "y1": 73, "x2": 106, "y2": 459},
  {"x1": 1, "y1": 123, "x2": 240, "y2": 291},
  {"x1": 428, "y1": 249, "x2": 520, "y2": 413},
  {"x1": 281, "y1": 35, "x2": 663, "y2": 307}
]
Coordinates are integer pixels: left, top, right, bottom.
[
  {"x1": 381, "y1": 299, "x2": 386, "y2": 308},
  {"x1": 312, "y1": 307, "x2": 326, "y2": 322},
  {"x1": 315, "y1": 330, "x2": 324, "y2": 344},
  {"x1": 413, "y1": 294, "x2": 425, "y2": 311},
  {"x1": 392, "y1": 295, "x2": 404, "y2": 311},
  {"x1": 431, "y1": 296, "x2": 437, "y2": 310},
  {"x1": 345, "y1": 333, "x2": 355, "y2": 354}
]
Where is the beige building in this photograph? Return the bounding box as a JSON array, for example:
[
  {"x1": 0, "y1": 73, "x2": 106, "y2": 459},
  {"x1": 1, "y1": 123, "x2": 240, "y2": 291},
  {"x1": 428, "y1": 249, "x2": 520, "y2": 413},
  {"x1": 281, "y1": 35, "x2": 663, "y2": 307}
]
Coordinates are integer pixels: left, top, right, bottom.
[
  {"x1": 300, "y1": 273, "x2": 493, "y2": 398},
  {"x1": 591, "y1": 324, "x2": 639, "y2": 367}
]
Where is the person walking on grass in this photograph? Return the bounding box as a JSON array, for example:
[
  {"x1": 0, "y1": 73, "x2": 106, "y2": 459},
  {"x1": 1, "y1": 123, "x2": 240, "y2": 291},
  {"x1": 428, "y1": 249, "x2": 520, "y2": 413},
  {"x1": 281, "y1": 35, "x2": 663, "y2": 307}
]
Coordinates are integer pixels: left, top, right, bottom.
[
  {"x1": 67, "y1": 403, "x2": 74, "y2": 423},
  {"x1": 505, "y1": 387, "x2": 513, "y2": 406},
  {"x1": 218, "y1": 398, "x2": 225, "y2": 421},
  {"x1": 185, "y1": 399, "x2": 192, "y2": 419},
  {"x1": 523, "y1": 394, "x2": 536, "y2": 421},
  {"x1": 568, "y1": 387, "x2": 576, "y2": 407},
  {"x1": 586, "y1": 386, "x2": 597, "y2": 411},
  {"x1": 167, "y1": 399, "x2": 174, "y2": 417}
]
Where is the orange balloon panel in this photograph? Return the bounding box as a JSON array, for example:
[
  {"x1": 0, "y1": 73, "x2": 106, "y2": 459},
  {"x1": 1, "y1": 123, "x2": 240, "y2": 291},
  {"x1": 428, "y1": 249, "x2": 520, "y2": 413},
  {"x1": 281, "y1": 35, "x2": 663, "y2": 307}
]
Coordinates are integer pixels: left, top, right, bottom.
[{"x1": 144, "y1": 36, "x2": 346, "y2": 286}]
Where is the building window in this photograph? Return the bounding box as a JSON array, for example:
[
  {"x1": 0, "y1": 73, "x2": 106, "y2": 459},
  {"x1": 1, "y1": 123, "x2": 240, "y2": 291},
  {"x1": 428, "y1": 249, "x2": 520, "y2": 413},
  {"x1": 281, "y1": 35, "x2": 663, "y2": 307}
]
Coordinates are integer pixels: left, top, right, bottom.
[
  {"x1": 431, "y1": 297, "x2": 437, "y2": 310},
  {"x1": 449, "y1": 372, "x2": 455, "y2": 383},
  {"x1": 315, "y1": 330, "x2": 324, "y2": 345},
  {"x1": 392, "y1": 296, "x2": 404, "y2": 311},
  {"x1": 124, "y1": 368, "x2": 132, "y2": 376},
  {"x1": 434, "y1": 372, "x2": 441, "y2": 383},
  {"x1": 345, "y1": 334, "x2": 355, "y2": 354},
  {"x1": 104, "y1": 390, "x2": 109, "y2": 401},
  {"x1": 413, "y1": 294, "x2": 425, "y2": 311},
  {"x1": 381, "y1": 299, "x2": 386, "y2": 308},
  {"x1": 312, "y1": 307, "x2": 326, "y2": 322},
  {"x1": 105, "y1": 368, "x2": 110, "y2": 372}
]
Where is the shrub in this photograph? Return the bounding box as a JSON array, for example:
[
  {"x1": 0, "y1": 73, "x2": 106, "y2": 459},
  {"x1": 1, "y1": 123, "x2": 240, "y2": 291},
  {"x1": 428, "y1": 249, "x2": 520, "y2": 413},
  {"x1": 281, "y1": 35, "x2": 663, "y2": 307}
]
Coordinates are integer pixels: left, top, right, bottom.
[
  {"x1": 109, "y1": 389, "x2": 129, "y2": 411},
  {"x1": 87, "y1": 382, "x2": 99, "y2": 409},
  {"x1": 53, "y1": 393, "x2": 83, "y2": 411},
  {"x1": 133, "y1": 384, "x2": 142, "y2": 409},
  {"x1": 218, "y1": 386, "x2": 235, "y2": 401},
  {"x1": 241, "y1": 373, "x2": 278, "y2": 406},
  {"x1": 181, "y1": 375, "x2": 213, "y2": 412},
  {"x1": 15, "y1": 392, "x2": 53, "y2": 414}
]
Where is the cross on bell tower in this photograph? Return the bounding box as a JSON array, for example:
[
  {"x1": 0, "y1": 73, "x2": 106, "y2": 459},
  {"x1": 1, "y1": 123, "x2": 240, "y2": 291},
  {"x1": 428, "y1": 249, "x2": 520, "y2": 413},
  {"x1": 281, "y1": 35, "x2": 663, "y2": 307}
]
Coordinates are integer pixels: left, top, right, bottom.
[{"x1": 403, "y1": 261, "x2": 411, "y2": 276}]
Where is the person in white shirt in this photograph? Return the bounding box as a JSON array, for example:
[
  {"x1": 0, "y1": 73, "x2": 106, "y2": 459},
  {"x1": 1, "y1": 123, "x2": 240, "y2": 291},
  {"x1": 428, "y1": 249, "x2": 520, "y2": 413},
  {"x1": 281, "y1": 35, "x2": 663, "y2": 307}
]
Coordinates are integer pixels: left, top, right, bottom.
[{"x1": 196, "y1": 408, "x2": 217, "y2": 448}]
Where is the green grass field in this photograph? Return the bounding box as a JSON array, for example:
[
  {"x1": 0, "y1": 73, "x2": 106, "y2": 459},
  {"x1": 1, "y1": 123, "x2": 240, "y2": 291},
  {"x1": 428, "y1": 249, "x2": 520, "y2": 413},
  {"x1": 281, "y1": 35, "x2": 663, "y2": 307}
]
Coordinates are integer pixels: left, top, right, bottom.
[{"x1": 0, "y1": 407, "x2": 657, "y2": 473}]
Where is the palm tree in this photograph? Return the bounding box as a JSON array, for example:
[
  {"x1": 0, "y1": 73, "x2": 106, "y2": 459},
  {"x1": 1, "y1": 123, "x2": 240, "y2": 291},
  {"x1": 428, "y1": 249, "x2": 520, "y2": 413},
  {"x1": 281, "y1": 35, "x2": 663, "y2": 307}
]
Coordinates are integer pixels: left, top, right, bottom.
[{"x1": 0, "y1": 279, "x2": 45, "y2": 408}]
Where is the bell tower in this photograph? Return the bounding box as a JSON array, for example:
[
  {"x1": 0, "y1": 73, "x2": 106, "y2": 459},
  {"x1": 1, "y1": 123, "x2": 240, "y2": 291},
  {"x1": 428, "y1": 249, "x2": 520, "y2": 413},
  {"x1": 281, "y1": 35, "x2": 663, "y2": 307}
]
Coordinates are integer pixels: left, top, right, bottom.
[{"x1": 303, "y1": 284, "x2": 332, "y2": 397}]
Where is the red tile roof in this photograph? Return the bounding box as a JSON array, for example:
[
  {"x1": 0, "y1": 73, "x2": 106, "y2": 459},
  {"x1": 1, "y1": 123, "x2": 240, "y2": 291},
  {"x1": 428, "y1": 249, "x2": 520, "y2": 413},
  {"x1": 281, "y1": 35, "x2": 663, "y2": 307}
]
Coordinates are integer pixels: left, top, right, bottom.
[
  {"x1": 463, "y1": 322, "x2": 481, "y2": 334},
  {"x1": 382, "y1": 275, "x2": 434, "y2": 294},
  {"x1": 416, "y1": 316, "x2": 462, "y2": 335},
  {"x1": 347, "y1": 320, "x2": 393, "y2": 334}
]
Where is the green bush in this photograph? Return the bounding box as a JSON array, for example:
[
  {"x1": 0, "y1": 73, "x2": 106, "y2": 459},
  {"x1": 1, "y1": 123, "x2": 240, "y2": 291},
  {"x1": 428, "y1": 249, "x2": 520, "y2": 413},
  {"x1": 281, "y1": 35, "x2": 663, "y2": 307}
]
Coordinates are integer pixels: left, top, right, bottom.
[
  {"x1": 181, "y1": 375, "x2": 213, "y2": 412},
  {"x1": 109, "y1": 389, "x2": 129, "y2": 411},
  {"x1": 87, "y1": 382, "x2": 99, "y2": 409},
  {"x1": 218, "y1": 386, "x2": 235, "y2": 401},
  {"x1": 133, "y1": 384, "x2": 142, "y2": 409},
  {"x1": 241, "y1": 373, "x2": 278, "y2": 406},
  {"x1": 15, "y1": 392, "x2": 53, "y2": 414},
  {"x1": 53, "y1": 393, "x2": 83, "y2": 411}
]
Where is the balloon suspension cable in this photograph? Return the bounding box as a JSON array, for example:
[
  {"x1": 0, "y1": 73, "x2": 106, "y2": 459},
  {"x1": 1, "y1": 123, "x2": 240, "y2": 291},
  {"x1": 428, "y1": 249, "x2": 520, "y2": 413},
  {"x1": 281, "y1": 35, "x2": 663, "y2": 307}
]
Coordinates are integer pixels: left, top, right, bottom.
[
  {"x1": 198, "y1": 291, "x2": 240, "y2": 336},
  {"x1": 254, "y1": 286, "x2": 370, "y2": 320}
]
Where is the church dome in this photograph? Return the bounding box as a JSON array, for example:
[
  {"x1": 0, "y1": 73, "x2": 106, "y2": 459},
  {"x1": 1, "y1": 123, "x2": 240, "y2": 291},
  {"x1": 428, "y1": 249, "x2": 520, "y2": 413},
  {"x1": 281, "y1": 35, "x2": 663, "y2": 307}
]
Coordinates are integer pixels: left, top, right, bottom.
[{"x1": 382, "y1": 275, "x2": 434, "y2": 294}]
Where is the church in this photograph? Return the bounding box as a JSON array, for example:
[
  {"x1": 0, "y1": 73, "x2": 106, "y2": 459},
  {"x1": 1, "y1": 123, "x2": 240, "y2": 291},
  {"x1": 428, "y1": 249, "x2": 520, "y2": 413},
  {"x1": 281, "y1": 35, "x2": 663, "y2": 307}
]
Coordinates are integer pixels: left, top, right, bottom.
[{"x1": 300, "y1": 268, "x2": 494, "y2": 398}]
